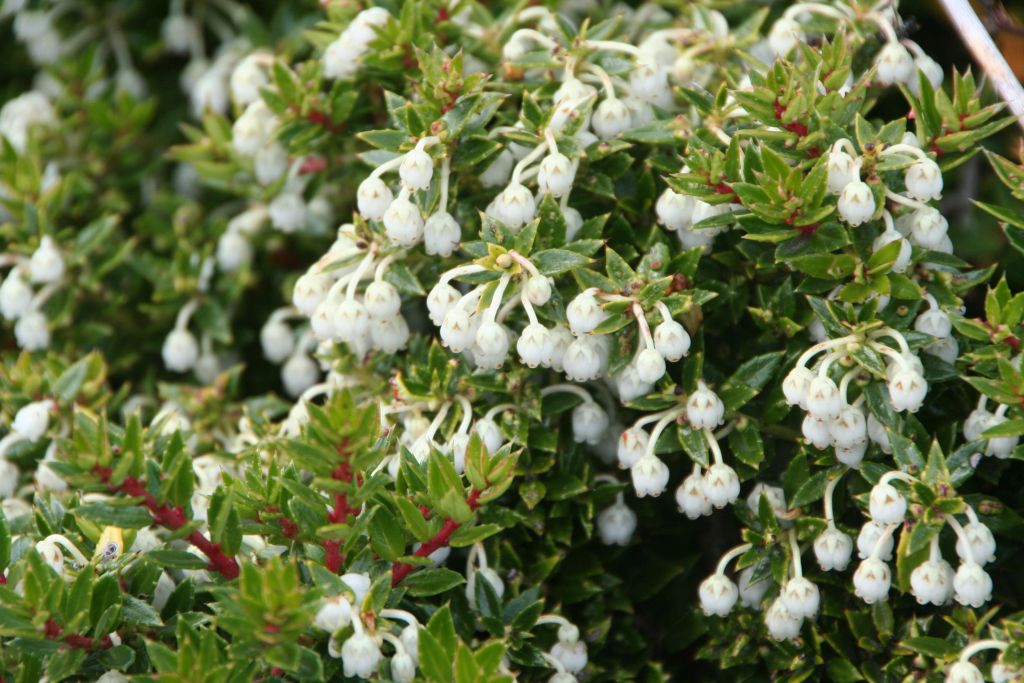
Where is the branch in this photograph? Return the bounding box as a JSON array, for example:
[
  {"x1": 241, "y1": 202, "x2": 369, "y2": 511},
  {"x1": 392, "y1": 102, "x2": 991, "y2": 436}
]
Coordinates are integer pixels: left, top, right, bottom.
[
  {"x1": 391, "y1": 490, "x2": 482, "y2": 587},
  {"x1": 939, "y1": 0, "x2": 1024, "y2": 133},
  {"x1": 94, "y1": 467, "x2": 239, "y2": 580}
]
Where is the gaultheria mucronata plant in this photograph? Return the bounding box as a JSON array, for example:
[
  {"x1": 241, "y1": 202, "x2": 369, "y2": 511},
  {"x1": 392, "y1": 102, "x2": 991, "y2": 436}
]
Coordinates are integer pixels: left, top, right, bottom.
[{"x1": 2, "y1": 0, "x2": 1024, "y2": 680}]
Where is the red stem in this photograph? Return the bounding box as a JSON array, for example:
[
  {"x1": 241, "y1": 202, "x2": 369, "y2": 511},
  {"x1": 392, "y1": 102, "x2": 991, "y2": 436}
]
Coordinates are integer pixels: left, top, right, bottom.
[
  {"x1": 391, "y1": 490, "x2": 481, "y2": 587},
  {"x1": 95, "y1": 468, "x2": 239, "y2": 580},
  {"x1": 44, "y1": 619, "x2": 113, "y2": 652}
]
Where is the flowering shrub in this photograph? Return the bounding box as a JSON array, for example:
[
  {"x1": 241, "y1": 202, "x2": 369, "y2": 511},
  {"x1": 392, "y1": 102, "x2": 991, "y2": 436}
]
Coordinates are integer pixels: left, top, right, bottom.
[{"x1": 2, "y1": 0, "x2": 1024, "y2": 680}]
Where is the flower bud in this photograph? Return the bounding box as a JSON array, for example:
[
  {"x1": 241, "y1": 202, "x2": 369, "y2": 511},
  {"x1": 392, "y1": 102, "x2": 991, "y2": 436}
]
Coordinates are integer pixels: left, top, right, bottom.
[
  {"x1": 738, "y1": 567, "x2": 768, "y2": 608},
  {"x1": 963, "y1": 408, "x2": 992, "y2": 443},
  {"x1": 631, "y1": 453, "x2": 669, "y2": 497},
  {"x1": 14, "y1": 310, "x2": 49, "y2": 350},
  {"x1": 314, "y1": 596, "x2": 352, "y2": 632},
  {"x1": 474, "y1": 321, "x2": 510, "y2": 364},
  {"x1": 423, "y1": 211, "x2": 461, "y2": 257},
  {"x1": 516, "y1": 323, "x2": 549, "y2": 368},
  {"x1": 440, "y1": 308, "x2": 475, "y2": 352},
  {"x1": 383, "y1": 195, "x2": 424, "y2": 246},
  {"x1": 232, "y1": 100, "x2": 275, "y2": 157},
  {"x1": 479, "y1": 149, "x2": 514, "y2": 188},
  {"x1": 474, "y1": 418, "x2": 503, "y2": 454},
  {"x1": 782, "y1": 366, "x2": 814, "y2": 409},
  {"x1": 908, "y1": 206, "x2": 949, "y2": 250},
  {"x1": 781, "y1": 577, "x2": 820, "y2": 618},
  {"x1": 592, "y1": 98, "x2": 632, "y2": 139},
  {"x1": 399, "y1": 148, "x2": 434, "y2": 190},
  {"x1": 341, "y1": 631, "x2": 382, "y2": 678},
  {"x1": 269, "y1": 193, "x2": 307, "y2": 233},
  {"x1": 676, "y1": 470, "x2": 712, "y2": 519},
  {"x1": 563, "y1": 207, "x2": 584, "y2": 241},
  {"x1": 699, "y1": 574, "x2": 738, "y2": 617},
  {"x1": 814, "y1": 527, "x2": 853, "y2": 571},
  {"x1": 703, "y1": 463, "x2": 740, "y2": 508},
  {"x1": 617, "y1": 428, "x2": 649, "y2": 469},
  {"x1": 653, "y1": 319, "x2": 690, "y2": 362},
  {"x1": 371, "y1": 315, "x2": 410, "y2": 353},
  {"x1": 572, "y1": 402, "x2": 608, "y2": 445},
  {"x1": 905, "y1": 158, "x2": 942, "y2": 202},
  {"x1": 830, "y1": 406, "x2": 867, "y2": 448},
  {"x1": 635, "y1": 347, "x2": 667, "y2": 383},
  {"x1": 490, "y1": 182, "x2": 536, "y2": 230},
  {"x1": 924, "y1": 336, "x2": 958, "y2": 364},
  {"x1": 364, "y1": 280, "x2": 401, "y2": 319},
  {"x1": 543, "y1": 325, "x2": 573, "y2": 371},
  {"x1": 869, "y1": 482, "x2": 907, "y2": 524},
  {"x1": 216, "y1": 230, "x2": 252, "y2": 272},
  {"x1": 875, "y1": 41, "x2": 914, "y2": 86},
  {"x1": 955, "y1": 522, "x2": 996, "y2": 566},
  {"x1": 806, "y1": 376, "x2": 842, "y2": 420},
  {"x1": 356, "y1": 176, "x2": 394, "y2": 220},
  {"x1": 853, "y1": 557, "x2": 892, "y2": 603},
  {"x1": 946, "y1": 661, "x2": 984, "y2": 683},
  {"x1": 857, "y1": 521, "x2": 894, "y2": 560},
  {"x1": 335, "y1": 299, "x2": 371, "y2": 344},
  {"x1": 910, "y1": 558, "x2": 954, "y2": 605},
  {"x1": 765, "y1": 598, "x2": 803, "y2": 641},
  {"x1": 982, "y1": 414, "x2": 1019, "y2": 459},
  {"x1": 551, "y1": 640, "x2": 587, "y2": 674},
  {"x1": 768, "y1": 17, "x2": 804, "y2": 57},
  {"x1": 391, "y1": 651, "x2": 416, "y2": 683},
  {"x1": 746, "y1": 483, "x2": 788, "y2": 522},
  {"x1": 991, "y1": 660, "x2": 1022, "y2": 683},
  {"x1": 826, "y1": 148, "x2": 857, "y2": 194},
  {"x1": 163, "y1": 329, "x2": 199, "y2": 372},
  {"x1": 888, "y1": 369, "x2": 927, "y2": 412},
  {"x1": 537, "y1": 152, "x2": 575, "y2": 197},
  {"x1": 837, "y1": 179, "x2": 875, "y2": 226},
  {"x1": 656, "y1": 189, "x2": 695, "y2": 231},
  {"x1": 597, "y1": 499, "x2": 637, "y2": 545},
  {"x1": 563, "y1": 339, "x2": 602, "y2": 381},
  {"x1": 253, "y1": 143, "x2": 288, "y2": 185},
  {"x1": 872, "y1": 229, "x2": 912, "y2": 273},
  {"x1": 13, "y1": 400, "x2": 52, "y2": 440},
  {"x1": 687, "y1": 382, "x2": 724, "y2": 430},
  {"x1": 0, "y1": 269, "x2": 32, "y2": 320},
  {"x1": 953, "y1": 562, "x2": 992, "y2": 607},
  {"x1": 864, "y1": 414, "x2": 891, "y2": 454},
  {"x1": 29, "y1": 236, "x2": 64, "y2": 283},
  {"x1": 282, "y1": 354, "x2": 319, "y2": 397},
  {"x1": 292, "y1": 272, "x2": 331, "y2": 317}
]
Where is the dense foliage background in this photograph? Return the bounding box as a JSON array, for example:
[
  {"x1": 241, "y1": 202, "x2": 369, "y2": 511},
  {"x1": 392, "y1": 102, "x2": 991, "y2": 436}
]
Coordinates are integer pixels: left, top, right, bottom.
[{"x1": 2, "y1": 1, "x2": 1024, "y2": 681}]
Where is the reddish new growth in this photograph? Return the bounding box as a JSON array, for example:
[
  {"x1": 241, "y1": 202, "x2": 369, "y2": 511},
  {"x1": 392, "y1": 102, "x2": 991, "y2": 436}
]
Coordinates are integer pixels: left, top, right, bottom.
[
  {"x1": 44, "y1": 619, "x2": 113, "y2": 652},
  {"x1": 322, "y1": 441, "x2": 357, "y2": 573},
  {"x1": 773, "y1": 99, "x2": 809, "y2": 137},
  {"x1": 390, "y1": 489, "x2": 482, "y2": 587},
  {"x1": 94, "y1": 467, "x2": 239, "y2": 580}
]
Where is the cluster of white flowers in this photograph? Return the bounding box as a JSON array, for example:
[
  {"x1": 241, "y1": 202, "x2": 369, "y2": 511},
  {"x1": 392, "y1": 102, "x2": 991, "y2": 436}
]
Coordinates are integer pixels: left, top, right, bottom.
[
  {"x1": 850, "y1": 473, "x2": 995, "y2": 609},
  {"x1": 376, "y1": 394, "x2": 511, "y2": 479},
  {"x1": 783, "y1": 328, "x2": 928, "y2": 467},
  {"x1": 766, "y1": 2, "x2": 942, "y2": 95},
  {"x1": 964, "y1": 395, "x2": 1021, "y2": 460},
  {"x1": 315, "y1": 581, "x2": 422, "y2": 683},
  {"x1": 0, "y1": 236, "x2": 65, "y2": 351}
]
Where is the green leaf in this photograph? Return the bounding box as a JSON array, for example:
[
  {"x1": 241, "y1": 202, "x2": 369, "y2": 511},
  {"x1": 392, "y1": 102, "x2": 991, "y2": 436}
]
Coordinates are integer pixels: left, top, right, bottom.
[
  {"x1": 530, "y1": 249, "x2": 591, "y2": 276},
  {"x1": 400, "y1": 568, "x2": 466, "y2": 596},
  {"x1": 789, "y1": 470, "x2": 830, "y2": 509},
  {"x1": 368, "y1": 506, "x2": 406, "y2": 561}
]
